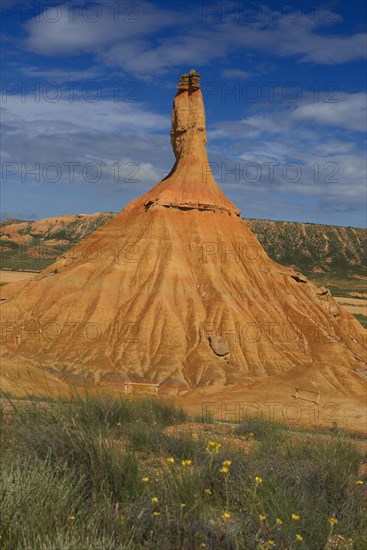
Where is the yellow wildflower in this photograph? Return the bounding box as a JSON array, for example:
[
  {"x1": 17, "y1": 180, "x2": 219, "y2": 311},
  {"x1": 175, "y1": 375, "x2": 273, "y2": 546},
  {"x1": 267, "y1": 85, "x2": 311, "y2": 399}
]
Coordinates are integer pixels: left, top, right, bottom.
[
  {"x1": 180, "y1": 503, "x2": 186, "y2": 508},
  {"x1": 219, "y1": 466, "x2": 229, "y2": 474},
  {"x1": 204, "y1": 488, "x2": 212, "y2": 495},
  {"x1": 222, "y1": 460, "x2": 232, "y2": 467},
  {"x1": 68, "y1": 516, "x2": 76, "y2": 521},
  {"x1": 166, "y1": 457, "x2": 175, "y2": 464},
  {"x1": 181, "y1": 460, "x2": 192, "y2": 468},
  {"x1": 276, "y1": 518, "x2": 283, "y2": 525},
  {"x1": 267, "y1": 541, "x2": 275, "y2": 547},
  {"x1": 222, "y1": 512, "x2": 231, "y2": 521},
  {"x1": 329, "y1": 517, "x2": 338, "y2": 525},
  {"x1": 206, "y1": 441, "x2": 221, "y2": 454},
  {"x1": 295, "y1": 534, "x2": 303, "y2": 542},
  {"x1": 153, "y1": 511, "x2": 160, "y2": 517},
  {"x1": 259, "y1": 514, "x2": 266, "y2": 522},
  {"x1": 142, "y1": 476, "x2": 149, "y2": 482},
  {"x1": 151, "y1": 497, "x2": 158, "y2": 504},
  {"x1": 356, "y1": 480, "x2": 364, "y2": 485},
  {"x1": 255, "y1": 476, "x2": 263, "y2": 485},
  {"x1": 292, "y1": 514, "x2": 300, "y2": 521}
]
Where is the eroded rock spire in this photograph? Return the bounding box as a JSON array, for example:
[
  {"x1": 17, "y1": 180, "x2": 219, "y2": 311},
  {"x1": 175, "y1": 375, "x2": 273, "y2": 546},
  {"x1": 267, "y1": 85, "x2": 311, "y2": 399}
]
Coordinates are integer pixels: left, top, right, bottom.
[
  {"x1": 1, "y1": 70, "x2": 366, "y2": 398},
  {"x1": 170, "y1": 70, "x2": 206, "y2": 161},
  {"x1": 142, "y1": 70, "x2": 240, "y2": 216}
]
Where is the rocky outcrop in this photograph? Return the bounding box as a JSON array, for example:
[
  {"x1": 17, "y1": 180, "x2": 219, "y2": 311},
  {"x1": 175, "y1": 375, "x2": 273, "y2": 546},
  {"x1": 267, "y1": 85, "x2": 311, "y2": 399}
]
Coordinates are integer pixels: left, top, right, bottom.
[
  {"x1": 208, "y1": 335, "x2": 230, "y2": 356},
  {"x1": 1, "y1": 71, "x2": 366, "y2": 393},
  {"x1": 142, "y1": 70, "x2": 240, "y2": 216},
  {"x1": 316, "y1": 287, "x2": 330, "y2": 296},
  {"x1": 170, "y1": 70, "x2": 206, "y2": 160}
]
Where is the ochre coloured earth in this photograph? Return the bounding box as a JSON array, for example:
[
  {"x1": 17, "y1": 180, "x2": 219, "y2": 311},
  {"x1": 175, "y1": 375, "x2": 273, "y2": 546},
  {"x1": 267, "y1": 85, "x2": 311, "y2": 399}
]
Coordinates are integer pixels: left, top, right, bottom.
[{"x1": 1, "y1": 71, "x2": 366, "y2": 397}]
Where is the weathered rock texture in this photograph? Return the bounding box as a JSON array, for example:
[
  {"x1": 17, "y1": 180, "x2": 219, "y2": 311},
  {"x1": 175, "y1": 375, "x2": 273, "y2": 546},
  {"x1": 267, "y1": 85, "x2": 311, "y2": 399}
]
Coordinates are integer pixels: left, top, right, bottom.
[{"x1": 1, "y1": 71, "x2": 366, "y2": 393}]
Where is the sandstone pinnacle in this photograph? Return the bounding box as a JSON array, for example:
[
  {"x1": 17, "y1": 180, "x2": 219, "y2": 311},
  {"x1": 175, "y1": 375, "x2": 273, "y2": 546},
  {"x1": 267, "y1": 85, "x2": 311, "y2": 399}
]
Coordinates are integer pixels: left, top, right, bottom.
[{"x1": 1, "y1": 71, "x2": 366, "y2": 395}]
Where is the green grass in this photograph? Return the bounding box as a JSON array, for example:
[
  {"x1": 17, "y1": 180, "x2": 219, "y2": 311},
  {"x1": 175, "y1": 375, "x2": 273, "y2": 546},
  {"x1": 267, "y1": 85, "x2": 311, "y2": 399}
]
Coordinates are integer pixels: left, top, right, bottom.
[
  {"x1": 336, "y1": 305, "x2": 367, "y2": 328},
  {"x1": 352, "y1": 313, "x2": 367, "y2": 328},
  {"x1": 1, "y1": 396, "x2": 366, "y2": 549},
  {"x1": 305, "y1": 268, "x2": 367, "y2": 298}
]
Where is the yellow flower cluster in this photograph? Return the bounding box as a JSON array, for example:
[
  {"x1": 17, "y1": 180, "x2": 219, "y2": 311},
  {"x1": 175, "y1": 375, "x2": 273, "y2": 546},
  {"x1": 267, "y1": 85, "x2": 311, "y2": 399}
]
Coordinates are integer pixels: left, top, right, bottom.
[
  {"x1": 255, "y1": 476, "x2": 263, "y2": 485},
  {"x1": 206, "y1": 440, "x2": 221, "y2": 454},
  {"x1": 219, "y1": 460, "x2": 232, "y2": 475},
  {"x1": 166, "y1": 457, "x2": 175, "y2": 464},
  {"x1": 151, "y1": 496, "x2": 160, "y2": 517},
  {"x1": 181, "y1": 460, "x2": 192, "y2": 468}
]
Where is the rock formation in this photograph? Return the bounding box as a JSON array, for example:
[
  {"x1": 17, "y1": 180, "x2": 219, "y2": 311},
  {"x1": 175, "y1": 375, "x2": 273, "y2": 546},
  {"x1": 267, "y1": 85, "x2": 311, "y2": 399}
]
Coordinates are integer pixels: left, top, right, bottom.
[{"x1": 1, "y1": 71, "x2": 366, "y2": 394}]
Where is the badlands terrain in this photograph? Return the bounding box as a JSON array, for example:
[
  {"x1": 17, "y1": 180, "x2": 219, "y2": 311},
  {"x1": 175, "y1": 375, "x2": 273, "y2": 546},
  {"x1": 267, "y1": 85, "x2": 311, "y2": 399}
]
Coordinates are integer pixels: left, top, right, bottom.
[
  {"x1": 2, "y1": 214, "x2": 366, "y2": 316},
  {"x1": 0, "y1": 71, "x2": 366, "y2": 432}
]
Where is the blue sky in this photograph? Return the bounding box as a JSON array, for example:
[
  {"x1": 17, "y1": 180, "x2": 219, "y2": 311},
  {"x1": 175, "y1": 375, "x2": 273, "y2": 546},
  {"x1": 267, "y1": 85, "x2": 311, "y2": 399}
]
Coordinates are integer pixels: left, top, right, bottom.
[{"x1": 1, "y1": 0, "x2": 366, "y2": 226}]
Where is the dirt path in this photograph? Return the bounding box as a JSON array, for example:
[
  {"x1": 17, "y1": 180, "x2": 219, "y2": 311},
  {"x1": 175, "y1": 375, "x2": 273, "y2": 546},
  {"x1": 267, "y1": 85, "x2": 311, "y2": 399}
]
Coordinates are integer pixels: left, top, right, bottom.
[
  {"x1": 0, "y1": 270, "x2": 38, "y2": 284},
  {"x1": 335, "y1": 296, "x2": 367, "y2": 316}
]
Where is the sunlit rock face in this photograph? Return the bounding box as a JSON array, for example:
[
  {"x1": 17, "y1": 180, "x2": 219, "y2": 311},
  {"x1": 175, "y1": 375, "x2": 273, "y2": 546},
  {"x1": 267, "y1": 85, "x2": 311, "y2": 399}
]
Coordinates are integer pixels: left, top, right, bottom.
[
  {"x1": 1, "y1": 71, "x2": 366, "y2": 394},
  {"x1": 144, "y1": 70, "x2": 240, "y2": 216}
]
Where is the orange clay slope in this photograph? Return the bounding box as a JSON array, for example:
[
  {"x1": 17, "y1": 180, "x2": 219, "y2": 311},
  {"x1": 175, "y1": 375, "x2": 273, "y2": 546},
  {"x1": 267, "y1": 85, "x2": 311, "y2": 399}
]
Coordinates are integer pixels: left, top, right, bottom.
[{"x1": 1, "y1": 70, "x2": 366, "y2": 396}]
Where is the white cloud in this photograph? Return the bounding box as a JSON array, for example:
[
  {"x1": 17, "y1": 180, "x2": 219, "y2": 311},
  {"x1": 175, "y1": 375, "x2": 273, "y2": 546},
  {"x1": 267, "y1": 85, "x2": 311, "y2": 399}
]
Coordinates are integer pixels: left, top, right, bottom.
[
  {"x1": 18, "y1": 66, "x2": 104, "y2": 81},
  {"x1": 1, "y1": 94, "x2": 169, "y2": 133},
  {"x1": 221, "y1": 69, "x2": 252, "y2": 79},
  {"x1": 0, "y1": 94, "x2": 173, "y2": 191},
  {"x1": 133, "y1": 161, "x2": 163, "y2": 184},
  {"x1": 25, "y1": 1, "x2": 189, "y2": 55},
  {"x1": 291, "y1": 93, "x2": 367, "y2": 132},
  {"x1": 205, "y1": 93, "x2": 366, "y2": 215},
  {"x1": 22, "y1": 3, "x2": 367, "y2": 76}
]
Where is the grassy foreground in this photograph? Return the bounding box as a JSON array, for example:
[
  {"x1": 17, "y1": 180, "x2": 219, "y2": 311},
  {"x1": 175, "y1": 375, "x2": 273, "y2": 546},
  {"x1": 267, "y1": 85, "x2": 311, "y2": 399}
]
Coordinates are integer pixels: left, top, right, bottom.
[{"x1": 0, "y1": 396, "x2": 366, "y2": 549}]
